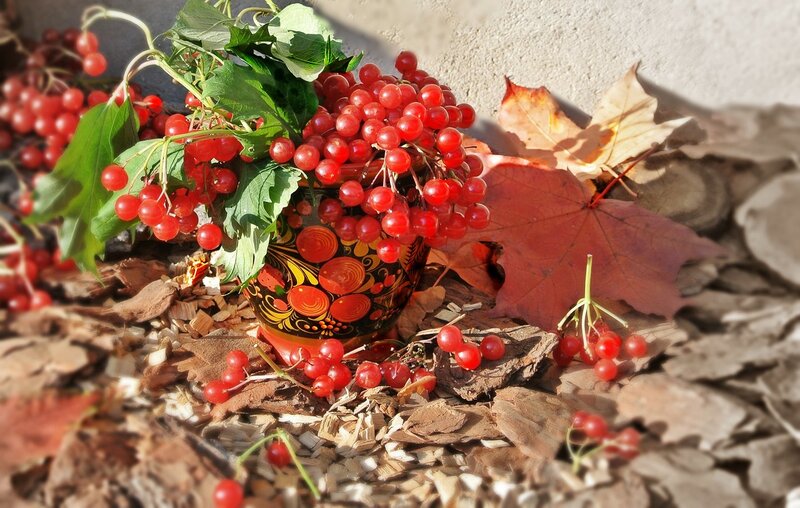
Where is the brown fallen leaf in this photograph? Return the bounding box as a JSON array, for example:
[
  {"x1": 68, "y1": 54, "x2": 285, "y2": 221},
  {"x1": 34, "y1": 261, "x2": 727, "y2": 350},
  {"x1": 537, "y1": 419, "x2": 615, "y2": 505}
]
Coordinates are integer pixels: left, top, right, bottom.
[
  {"x1": 105, "y1": 279, "x2": 178, "y2": 323},
  {"x1": 0, "y1": 337, "x2": 92, "y2": 398},
  {"x1": 617, "y1": 373, "x2": 749, "y2": 449},
  {"x1": 631, "y1": 448, "x2": 755, "y2": 508},
  {"x1": 490, "y1": 387, "x2": 576, "y2": 462},
  {"x1": 433, "y1": 325, "x2": 557, "y2": 401},
  {"x1": 210, "y1": 380, "x2": 326, "y2": 420},
  {"x1": 552, "y1": 470, "x2": 650, "y2": 508},
  {"x1": 758, "y1": 357, "x2": 800, "y2": 403},
  {"x1": 0, "y1": 393, "x2": 99, "y2": 476},
  {"x1": 175, "y1": 330, "x2": 262, "y2": 383},
  {"x1": 498, "y1": 63, "x2": 689, "y2": 180},
  {"x1": 39, "y1": 258, "x2": 168, "y2": 300},
  {"x1": 714, "y1": 435, "x2": 800, "y2": 502},
  {"x1": 427, "y1": 243, "x2": 500, "y2": 296},
  {"x1": 396, "y1": 285, "x2": 446, "y2": 338},
  {"x1": 391, "y1": 399, "x2": 502, "y2": 444},
  {"x1": 3, "y1": 307, "x2": 120, "y2": 351}
]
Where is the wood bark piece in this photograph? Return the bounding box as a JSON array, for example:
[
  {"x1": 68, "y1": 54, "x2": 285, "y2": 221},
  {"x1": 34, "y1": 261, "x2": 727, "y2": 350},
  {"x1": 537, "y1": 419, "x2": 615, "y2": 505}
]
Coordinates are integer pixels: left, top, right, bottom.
[
  {"x1": 396, "y1": 286, "x2": 446, "y2": 339},
  {"x1": 39, "y1": 259, "x2": 168, "y2": 300},
  {"x1": 105, "y1": 280, "x2": 178, "y2": 323},
  {"x1": 735, "y1": 171, "x2": 800, "y2": 286},
  {"x1": 390, "y1": 399, "x2": 502, "y2": 444},
  {"x1": 713, "y1": 435, "x2": 800, "y2": 502},
  {"x1": 610, "y1": 159, "x2": 731, "y2": 234},
  {"x1": 210, "y1": 381, "x2": 326, "y2": 420},
  {"x1": 490, "y1": 387, "x2": 576, "y2": 462},
  {"x1": 617, "y1": 374, "x2": 749, "y2": 449},
  {"x1": 433, "y1": 325, "x2": 557, "y2": 401}
]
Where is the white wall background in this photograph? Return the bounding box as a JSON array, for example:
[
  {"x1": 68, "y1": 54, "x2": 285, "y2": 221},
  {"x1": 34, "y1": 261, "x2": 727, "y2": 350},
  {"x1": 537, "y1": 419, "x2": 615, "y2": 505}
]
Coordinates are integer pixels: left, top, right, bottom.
[{"x1": 17, "y1": 0, "x2": 800, "y2": 117}]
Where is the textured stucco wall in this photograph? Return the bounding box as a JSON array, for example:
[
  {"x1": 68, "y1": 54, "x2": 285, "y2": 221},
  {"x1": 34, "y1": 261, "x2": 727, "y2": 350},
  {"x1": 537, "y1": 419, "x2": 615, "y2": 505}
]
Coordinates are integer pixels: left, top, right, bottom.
[{"x1": 17, "y1": 0, "x2": 800, "y2": 118}]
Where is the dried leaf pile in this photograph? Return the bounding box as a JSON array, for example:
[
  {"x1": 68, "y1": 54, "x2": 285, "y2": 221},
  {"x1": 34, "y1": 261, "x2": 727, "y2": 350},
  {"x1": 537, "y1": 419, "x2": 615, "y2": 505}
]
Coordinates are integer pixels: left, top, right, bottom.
[{"x1": 1, "y1": 103, "x2": 800, "y2": 507}]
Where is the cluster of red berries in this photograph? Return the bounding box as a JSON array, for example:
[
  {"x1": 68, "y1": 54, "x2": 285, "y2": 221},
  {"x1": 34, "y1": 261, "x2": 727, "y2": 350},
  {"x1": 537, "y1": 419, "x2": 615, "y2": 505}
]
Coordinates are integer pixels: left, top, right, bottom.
[
  {"x1": 570, "y1": 411, "x2": 641, "y2": 461},
  {"x1": 0, "y1": 242, "x2": 76, "y2": 312},
  {"x1": 73, "y1": 30, "x2": 108, "y2": 77},
  {"x1": 436, "y1": 325, "x2": 506, "y2": 370},
  {"x1": 270, "y1": 51, "x2": 489, "y2": 258},
  {"x1": 553, "y1": 322, "x2": 648, "y2": 381},
  {"x1": 211, "y1": 437, "x2": 291, "y2": 508},
  {"x1": 202, "y1": 349, "x2": 251, "y2": 404}
]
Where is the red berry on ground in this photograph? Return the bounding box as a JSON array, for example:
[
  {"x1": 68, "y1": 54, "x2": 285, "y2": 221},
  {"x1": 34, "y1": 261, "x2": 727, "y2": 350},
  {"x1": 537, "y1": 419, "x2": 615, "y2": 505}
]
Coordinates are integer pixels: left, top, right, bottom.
[
  {"x1": 290, "y1": 347, "x2": 311, "y2": 367},
  {"x1": 212, "y1": 479, "x2": 244, "y2": 508},
  {"x1": 382, "y1": 362, "x2": 411, "y2": 389},
  {"x1": 226, "y1": 350, "x2": 249, "y2": 369},
  {"x1": 436, "y1": 325, "x2": 463, "y2": 353},
  {"x1": 558, "y1": 335, "x2": 582, "y2": 357},
  {"x1": 411, "y1": 368, "x2": 436, "y2": 392},
  {"x1": 328, "y1": 362, "x2": 352, "y2": 390},
  {"x1": 203, "y1": 380, "x2": 230, "y2": 404},
  {"x1": 355, "y1": 362, "x2": 382, "y2": 389},
  {"x1": 312, "y1": 375, "x2": 335, "y2": 397},
  {"x1": 571, "y1": 410, "x2": 589, "y2": 429},
  {"x1": 29, "y1": 290, "x2": 52, "y2": 310},
  {"x1": 454, "y1": 343, "x2": 482, "y2": 370},
  {"x1": 304, "y1": 357, "x2": 331, "y2": 380},
  {"x1": 266, "y1": 440, "x2": 291, "y2": 468},
  {"x1": 319, "y1": 339, "x2": 345, "y2": 363},
  {"x1": 594, "y1": 358, "x2": 618, "y2": 381},
  {"x1": 624, "y1": 334, "x2": 648, "y2": 358},
  {"x1": 221, "y1": 367, "x2": 245, "y2": 387},
  {"x1": 595, "y1": 336, "x2": 621, "y2": 360},
  {"x1": 583, "y1": 414, "x2": 609, "y2": 440},
  {"x1": 479, "y1": 334, "x2": 506, "y2": 361}
]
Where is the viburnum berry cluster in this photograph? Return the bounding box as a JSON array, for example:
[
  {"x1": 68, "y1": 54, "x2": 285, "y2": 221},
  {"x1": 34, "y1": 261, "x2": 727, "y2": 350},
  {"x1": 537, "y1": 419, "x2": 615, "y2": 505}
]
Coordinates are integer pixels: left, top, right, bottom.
[
  {"x1": 566, "y1": 410, "x2": 641, "y2": 472},
  {"x1": 555, "y1": 255, "x2": 649, "y2": 382},
  {"x1": 436, "y1": 325, "x2": 506, "y2": 370}
]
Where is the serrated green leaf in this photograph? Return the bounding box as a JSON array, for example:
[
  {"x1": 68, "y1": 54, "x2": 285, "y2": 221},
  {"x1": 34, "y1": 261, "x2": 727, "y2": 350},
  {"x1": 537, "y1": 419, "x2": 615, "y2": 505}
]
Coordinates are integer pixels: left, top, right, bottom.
[
  {"x1": 170, "y1": 0, "x2": 233, "y2": 50},
  {"x1": 235, "y1": 124, "x2": 286, "y2": 160},
  {"x1": 221, "y1": 160, "x2": 301, "y2": 236},
  {"x1": 267, "y1": 3, "x2": 348, "y2": 81},
  {"x1": 216, "y1": 223, "x2": 273, "y2": 284},
  {"x1": 91, "y1": 139, "x2": 189, "y2": 242},
  {"x1": 27, "y1": 101, "x2": 138, "y2": 272},
  {"x1": 202, "y1": 61, "x2": 288, "y2": 125}
]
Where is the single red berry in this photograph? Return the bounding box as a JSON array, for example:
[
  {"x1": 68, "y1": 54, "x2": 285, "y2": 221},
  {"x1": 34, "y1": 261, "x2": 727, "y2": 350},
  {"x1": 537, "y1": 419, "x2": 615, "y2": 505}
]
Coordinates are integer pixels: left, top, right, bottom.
[
  {"x1": 367, "y1": 186, "x2": 395, "y2": 213},
  {"x1": 293, "y1": 144, "x2": 320, "y2": 171},
  {"x1": 304, "y1": 356, "x2": 331, "y2": 380},
  {"x1": 138, "y1": 198, "x2": 166, "y2": 226},
  {"x1": 423, "y1": 179, "x2": 450, "y2": 206},
  {"x1": 339, "y1": 180, "x2": 365, "y2": 207},
  {"x1": 418, "y1": 84, "x2": 444, "y2": 107},
  {"x1": 203, "y1": 380, "x2": 230, "y2": 404},
  {"x1": 212, "y1": 479, "x2": 243, "y2": 508},
  {"x1": 435, "y1": 127, "x2": 463, "y2": 153},
  {"x1": 82, "y1": 52, "x2": 107, "y2": 77},
  {"x1": 75, "y1": 31, "x2": 99, "y2": 55},
  {"x1": 454, "y1": 343, "x2": 482, "y2": 370},
  {"x1": 376, "y1": 239, "x2": 401, "y2": 263},
  {"x1": 100, "y1": 164, "x2": 128, "y2": 191},
  {"x1": 411, "y1": 368, "x2": 436, "y2": 392},
  {"x1": 290, "y1": 347, "x2": 311, "y2": 368},
  {"x1": 328, "y1": 362, "x2": 352, "y2": 390},
  {"x1": 153, "y1": 215, "x2": 180, "y2": 241},
  {"x1": 594, "y1": 359, "x2": 618, "y2": 381},
  {"x1": 436, "y1": 325, "x2": 464, "y2": 353},
  {"x1": 553, "y1": 347, "x2": 574, "y2": 367},
  {"x1": 617, "y1": 427, "x2": 641, "y2": 449},
  {"x1": 595, "y1": 336, "x2": 621, "y2": 360},
  {"x1": 624, "y1": 334, "x2": 648, "y2": 358},
  {"x1": 381, "y1": 211, "x2": 411, "y2": 237},
  {"x1": 29, "y1": 290, "x2": 53, "y2": 310},
  {"x1": 221, "y1": 367, "x2": 245, "y2": 387},
  {"x1": 114, "y1": 194, "x2": 140, "y2": 222},
  {"x1": 395, "y1": 50, "x2": 418, "y2": 73},
  {"x1": 8, "y1": 294, "x2": 31, "y2": 312},
  {"x1": 312, "y1": 375, "x2": 335, "y2": 397},
  {"x1": 382, "y1": 362, "x2": 411, "y2": 389},
  {"x1": 558, "y1": 335, "x2": 582, "y2": 357},
  {"x1": 385, "y1": 148, "x2": 411, "y2": 173},
  {"x1": 226, "y1": 350, "x2": 249, "y2": 369},
  {"x1": 571, "y1": 410, "x2": 589, "y2": 429},
  {"x1": 266, "y1": 440, "x2": 291, "y2": 468},
  {"x1": 355, "y1": 362, "x2": 382, "y2": 389},
  {"x1": 319, "y1": 339, "x2": 345, "y2": 363},
  {"x1": 196, "y1": 223, "x2": 223, "y2": 250},
  {"x1": 583, "y1": 414, "x2": 609, "y2": 440},
  {"x1": 479, "y1": 334, "x2": 506, "y2": 361}
]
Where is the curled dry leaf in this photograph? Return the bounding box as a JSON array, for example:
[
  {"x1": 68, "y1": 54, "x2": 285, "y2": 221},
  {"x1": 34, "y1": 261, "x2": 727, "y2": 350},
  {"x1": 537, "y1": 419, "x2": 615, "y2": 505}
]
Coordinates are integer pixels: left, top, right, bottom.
[
  {"x1": 452, "y1": 161, "x2": 725, "y2": 329},
  {"x1": 105, "y1": 279, "x2": 178, "y2": 323},
  {"x1": 0, "y1": 393, "x2": 99, "y2": 476},
  {"x1": 209, "y1": 380, "x2": 326, "y2": 420},
  {"x1": 428, "y1": 243, "x2": 501, "y2": 296},
  {"x1": 497, "y1": 64, "x2": 689, "y2": 180},
  {"x1": 396, "y1": 285, "x2": 446, "y2": 338},
  {"x1": 175, "y1": 331, "x2": 260, "y2": 383}
]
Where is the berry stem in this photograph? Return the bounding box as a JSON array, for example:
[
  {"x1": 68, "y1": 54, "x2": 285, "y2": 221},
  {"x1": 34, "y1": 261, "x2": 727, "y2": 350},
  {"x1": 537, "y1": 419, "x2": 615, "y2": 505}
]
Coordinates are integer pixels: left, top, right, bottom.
[
  {"x1": 253, "y1": 344, "x2": 312, "y2": 391},
  {"x1": 82, "y1": 7, "x2": 156, "y2": 51},
  {"x1": 588, "y1": 146, "x2": 658, "y2": 208}
]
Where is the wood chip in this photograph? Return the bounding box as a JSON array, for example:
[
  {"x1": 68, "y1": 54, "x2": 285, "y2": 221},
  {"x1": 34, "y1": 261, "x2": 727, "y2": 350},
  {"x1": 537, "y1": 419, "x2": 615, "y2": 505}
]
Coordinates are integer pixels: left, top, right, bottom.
[
  {"x1": 106, "y1": 280, "x2": 178, "y2": 323},
  {"x1": 390, "y1": 399, "x2": 502, "y2": 445}
]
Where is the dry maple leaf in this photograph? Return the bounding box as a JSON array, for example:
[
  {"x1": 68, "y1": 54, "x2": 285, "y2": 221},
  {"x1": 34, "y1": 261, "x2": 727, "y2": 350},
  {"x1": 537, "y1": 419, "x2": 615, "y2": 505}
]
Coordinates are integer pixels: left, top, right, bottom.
[
  {"x1": 499, "y1": 63, "x2": 689, "y2": 180},
  {"x1": 428, "y1": 242, "x2": 500, "y2": 296},
  {"x1": 455, "y1": 161, "x2": 725, "y2": 330},
  {"x1": 0, "y1": 393, "x2": 99, "y2": 475}
]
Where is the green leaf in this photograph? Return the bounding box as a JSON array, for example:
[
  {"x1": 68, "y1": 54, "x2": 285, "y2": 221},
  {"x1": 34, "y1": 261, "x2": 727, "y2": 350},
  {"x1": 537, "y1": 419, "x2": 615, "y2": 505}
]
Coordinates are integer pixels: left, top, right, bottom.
[
  {"x1": 221, "y1": 160, "x2": 301, "y2": 236},
  {"x1": 327, "y1": 52, "x2": 364, "y2": 73},
  {"x1": 216, "y1": 223, "x2": 273, "y2": 284},
  {"x1": 91, "y1": 139, "x2": 189, "y2": 242},
  {"x1": 170, "y1": 0, "x2": 233, "y2": 50},
  {"x1": 28, "y1": 101, "x2": 138, "y2": 272},
  {"x1": 203, "y1": 61, "x2": 287, "y2": 124},
  {"x1": 235, "y1": 124, "x2": 286, "y2": 160},
  {"x1": 267, "y1": 3, "x2": 348, "y2": 81}
]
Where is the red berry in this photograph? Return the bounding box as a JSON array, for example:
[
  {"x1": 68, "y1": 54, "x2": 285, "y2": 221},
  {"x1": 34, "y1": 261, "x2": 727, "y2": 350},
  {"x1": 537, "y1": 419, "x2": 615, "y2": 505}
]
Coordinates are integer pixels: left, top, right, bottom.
[
  {"x1": 312, "y1": 375, "x2": 335, "y2": 397},
  {"x1": 458, "y1": 104, "x2": 476, "y2": 128},
  {"x1": 395, "y1": 51, "x2": 418, "y2": 73},
  {"x1": 290, "y1": 347, "x2": 311, "y2": 367},
  {"x1": 315, "y1": 159, "x2": 341, "y2": 185},
  {"x1": 82, "y1": 52, "x2": 107, "y2": 77},
  {"x1": 138, "y1": 198, "x2": 166, "y2": 226},
  {"x1": 185, "y1": 92, "x2": 202, "y2": 109},
  {"x1": 101, "y1": 164, "x2": 128, "y2": 191},
  {"x1": 418, "y1": 84, "x2": 444, "y2": 107},
  {"x1": 454, "y1": 343, "x2": 482, "y2": 370},
  {"x1": 385, "y1": 148, "x2": 411, "y2": 173},
  {"x1": 558, "y1": 335, "x2": 582, "y2": 357},
  {"x1": 196, "y1": 223, "x2": 223, "y2": 250},
  {"x1": 435, "y1": 127, "x2": 462, "y2": 153},
  {"x1": 411, "y1": 368, "x2": 436, "y2": 392},
  {"x1": 423, "y1": 179, "x2": 450, "y2": 206},
  {"x1": 226, "y1": 349, "x2": 249, "y2": 369},
  {"x1": 318, "y1": 198, "x2": 344, "y2": 223},
  {"x1": 376, "y1": 238, "x2": 401, "y2": 263},
  {"x1": 143, "y1": 94, "x2": 163, "y2": 114},
  {"x1": 571, "y1": 410, "x2": 589, "y2": 429},
  {"x1": 339, "y1": 180, "x2": 365, "y2": 207},
  {"x1": 203, "y1": 380, "x2": 230, "y2": 404},
  {"x1": 594, "y1": 359, "x2": 618, "y2": 381},
  {"x1": 378, "y1": 84, "x2": 402, "y2": 109},
  {"x1": 358, "y1": 64, "x2": 381, "y2": 85},
  {"x1": 355, "y1": 362, "x2": 382, "y2": 389},
  {"x1": 382, "y1": 362, "x2": 411, "y2": 389},
  {"x1": 624, "y1": 334, "x2": 648, "y2": 358},
  {"x1": 583, "y1": 414, "x2": 608, "y2": 440},
  {"x1": 212, "y1": 479, "x2": 243, "y2": 508},
  {"x1": 153, "y1": 215, "x2": 180, "y2": 241},
  {"x1": 212, "y1": 168, "x2": 238, "y2": 194},
  {"x1": 436, "y1": 325, "x2": 463, "y2": 353},
  {"x1": 266, "y1": 440, "x2": 291, "y2": 468},
  {"x1": 479, "y1": 334, "x2": 506, "y2": 361},
  {"x1": 75, "y1": 31, "x2": 99, "y2": 56},
  {"x1": 221, "y1": 367, "x2": 245, "y2": 387},
  {"x1": 328, "y1": 362, "x2": 352, "y2": 390},
  {"x1": 465, "y1": 204, "x2": 490, "y2": 229},
  {"x1": 304, "y1": 356, "x2": 331, "y2": 380},
  {"x1": 319, "y1": 339, "x2": 345, "y2": 363},
  {"x1": 293, "y1": 144, "x2": 320, "y2": 171},
  {"x1": 367, "y1": 186, "x2": 395, "y2": 213},
  {"x1": 29, "y1": 290, "x2": 52, "y2": 310},
  {"x1": 8, "y1": 294, "x2": 30, "y2": 312},
  {"x1": 376, "y1": 126, "x2": 401, "y2": 150},
  {"x1": 164, "y1": 114, "x2": 189, "y2": 137},
  {"x1": 595, "y1": 336, "x2": 621, "y2": 360},
  {"x1": 465, "y1": 154, "x2": 484, "y2": 177},
  {"x1": 115, "y1": 194, "x2": 140, "y2": 221},
  {"x1": 19, "y1": 145, "x2": 43, "y2": 170},
  {"x1": 396, "y1": 115, "x2": 424, "y2": 141}
]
